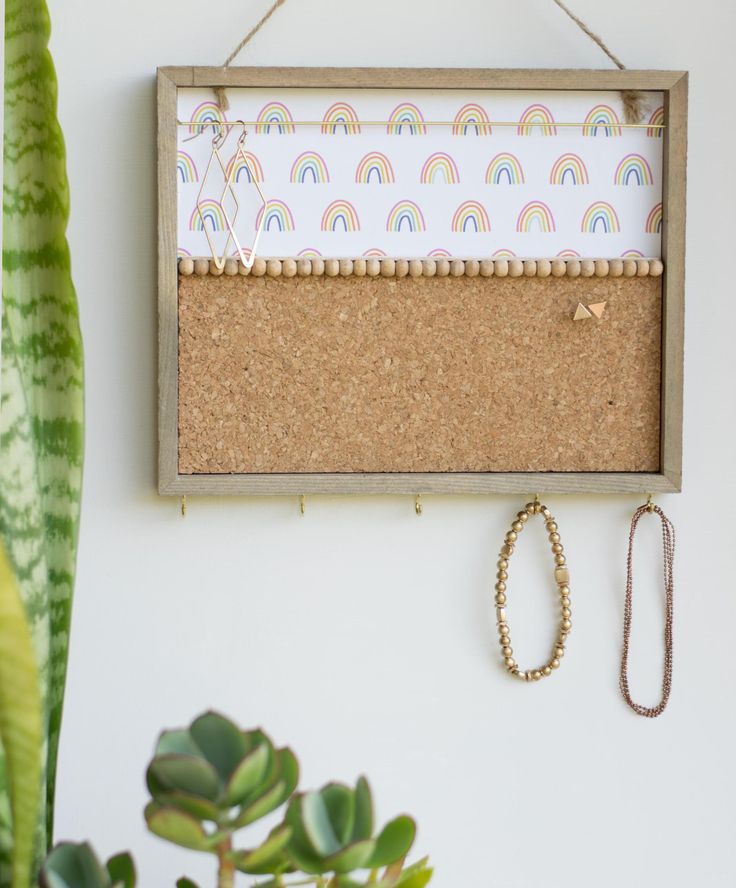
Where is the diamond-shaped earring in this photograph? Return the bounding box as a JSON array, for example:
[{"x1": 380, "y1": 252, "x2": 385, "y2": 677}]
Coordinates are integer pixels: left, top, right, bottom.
[
  {"x1": 195, "y1": 128, "x2": 240, "y2": 272},
  {"x1": 222, "y1": 124, "x2": 267, "y2": 270}
]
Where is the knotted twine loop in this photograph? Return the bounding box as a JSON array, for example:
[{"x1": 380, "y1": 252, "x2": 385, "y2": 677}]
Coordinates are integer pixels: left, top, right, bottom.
[
  {"x1": 215, "y1": 0, "x2": 646, "y2": 123},
  {"x1": 552, "y1": 0, "x2": 646, "y2": 123}
]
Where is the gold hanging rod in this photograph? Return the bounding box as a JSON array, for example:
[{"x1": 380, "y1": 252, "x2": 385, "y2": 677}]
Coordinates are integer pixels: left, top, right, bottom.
[{"x1": 177, "y1": 120, "x2": 665, "y2": 130}]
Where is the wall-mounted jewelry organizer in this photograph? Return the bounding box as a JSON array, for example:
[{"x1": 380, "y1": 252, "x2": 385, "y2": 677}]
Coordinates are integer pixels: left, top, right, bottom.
[{"x1": 158, "y1": 67, "x2": 687, "y2": 496}]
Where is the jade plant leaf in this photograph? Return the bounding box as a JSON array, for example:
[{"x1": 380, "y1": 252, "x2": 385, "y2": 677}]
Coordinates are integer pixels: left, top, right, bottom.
[
  {"x1": 189, "y1": 712, "x2": 249, "y2": 782},
  {"x1": 105, "y1": 853, "x2": 136, "y2": 888},
  {"x1": 228, "y1": 824, "x2": 292, "y2": 875},
  {"x1": 146, "y1": 755, "x2": 221, "y2": 802},
  {"x1": 321, "y1": 783, "x2": 356, "y2": 846},
  {"x1": 366, "y1": 816, "x2": 416, "y2": 869},
  {"x1": 1, "y1": 0, "x2": 85, "y2": 879},
  {"x1": 39, "y1": 843, "x2": 133, "y2": 888},
  {"x1": 0, "y1": 544, "x2": 42, "y2": 888},
  {"x1": 351, "y1": 777, "x2": 373, "y2": 841},
  {"x1": 144, "y1": 805, "x2": 217, "y2": 852},
  {"x1": 175, "y1": 879, "x2": 200, "y2": 888}
]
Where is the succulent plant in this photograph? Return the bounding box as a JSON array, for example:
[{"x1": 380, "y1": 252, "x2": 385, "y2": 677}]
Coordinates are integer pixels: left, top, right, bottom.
[
  {"x1": 39, "y1": 842, "x2": 135, "y2": 888},
  {"x1": 145, "y1": 711, "x2": 298, "y2": 888}
]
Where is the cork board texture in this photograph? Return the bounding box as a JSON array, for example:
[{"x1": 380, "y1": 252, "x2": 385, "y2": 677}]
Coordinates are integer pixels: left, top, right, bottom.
[{"x1": 177, "y1": 275, "x2": 662, "y2": 475}]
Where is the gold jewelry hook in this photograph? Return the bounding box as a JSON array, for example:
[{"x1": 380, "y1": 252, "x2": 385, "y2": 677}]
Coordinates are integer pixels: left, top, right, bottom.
[
  {"x1": 415, "y1": 494, "x2": 423, "y2": 516},
  {"x1": 181, "y1": 496, "x2": 187, "y2": 518},
  {"x1": 646, "y1": 492, "x2": 655, "y2": 512},
  {"x1": 299, "y1": 494, "x2": 306, "y2": 516}
]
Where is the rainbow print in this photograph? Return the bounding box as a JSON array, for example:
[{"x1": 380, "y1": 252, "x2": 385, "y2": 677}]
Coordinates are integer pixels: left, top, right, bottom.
[
  {"x1": 321, "y1": 200, "x2": 360, "y2": 232},
  {"x1": 485, "y1": 153, "x2": 525, "y2": 185},
  {"x1": 188, "y1": 101, "x2": 223, "y2": 136},
  {"x1": 386, "y1": 103, "x2": 427, "y2": 135},
  {"x1": 429, "y1": 248, "x2": 451, "y2": 257},
  {"x1": 645, "y1": 203, "x2": 663, "y2": 233},
  {"x1": 452, "y1": 103, "x2": 492, "y2": 136},
  {"x1": 516, "y1": 201, "x2": 556, "y2": 233},
  {"x1": 614, "y1": 154, "x2": 654, "y2": 186},
  {"x1": 255, "y1": 102, "x2": 296, "y2": 134},
  {"x1": 582, "y1": 105, "x2": 622, "y2": 137},
  {"x1": 177, "y1": 151, "x2": 198, "y2": 184},
  {"x1": 549, "y1": 153, "x2": 589, "y2": 185},
  {"x1": 225, "y1": 151, "x2": 264, "y2": 184},
  {"x1": 647, "y1": 106, "x2": 665, "y2": 138},
  {"x1": 387, "y1": 200, "x2": 426, "y2": 232},
  {"x1": 493, "y1": 249, "x2": 517, "y2": 258},
  {"x1": 298, "y1": 247, "x2": 322, "y2": 256},
  {"x1": 451, "y1": 200, "x2": 491, "y2": 233},
  {"x1": 190, "y1": 198, "x2": 227, "y2": 231},
  {"x1": 321, "y1": 101, "x2": 361, "y2": 134},
  {"x1": 420, "y1": 152, "x2": 460, "y2": 184},
  {"x1": 363, "y1": 248, "x2": 387, "y2": 257},
  {"x1": 290, "y1": 151, "x2": 330, "y2": 184},
  {"x1": 581, "y1": 201, "x2": 621, "y2": 233},
  {"x1": 517, "y1": 104, "x2": 557, "y2": 136},
  {"x1": 355, "y1": 152, "x2": 395, "y2": 184},
  {"x1": 557, "y1": 249, "x2": 581, "y2": 258},
  {"x1": 177, "y1": 248, "x2": 192, "y2": 257},
  {"x1": 256, "y1": 199, "x2": 296, "y2": 232},
  {"x1": 621, "y1": 249, "x2": 645, "y2": 257}
]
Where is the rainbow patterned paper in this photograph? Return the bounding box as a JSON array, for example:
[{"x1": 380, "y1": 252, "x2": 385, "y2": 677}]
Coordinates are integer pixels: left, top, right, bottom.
[{"x1": 178, "y1": 88, "x2": 664, "y2": 258}]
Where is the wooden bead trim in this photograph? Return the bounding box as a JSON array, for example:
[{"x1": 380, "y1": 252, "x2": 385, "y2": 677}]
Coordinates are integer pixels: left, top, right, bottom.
[
  {"x1": 494, "y1": 500, "x2": 571, "y2": 682},
  {"x1": 178, "y1": 257, "x2": 664, "y2": 279}
]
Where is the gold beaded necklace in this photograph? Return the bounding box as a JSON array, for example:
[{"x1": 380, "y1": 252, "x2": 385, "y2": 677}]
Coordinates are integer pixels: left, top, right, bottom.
[{"x1": 494, "y1": 497, "x2": 571, "y2": 682}]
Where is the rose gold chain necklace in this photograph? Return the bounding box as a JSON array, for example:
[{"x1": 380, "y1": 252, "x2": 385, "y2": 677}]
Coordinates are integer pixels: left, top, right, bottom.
[{"x1": 619, "y1": 500, "x2": 675, "y2": 718}]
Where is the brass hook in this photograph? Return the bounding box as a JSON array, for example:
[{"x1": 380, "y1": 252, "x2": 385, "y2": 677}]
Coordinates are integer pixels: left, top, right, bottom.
[
  {"x1": 646, "y1": 492, "x2": 655, "y2": 512},
  {"x1": 181, "y1": 496, "x2": 187, "y2": 518},
  {"x1": 415, "y1": 494, "x2": 423, "y2": 516},
  {"x1": 299, "y1": 494, "x2": 306, "y2": 516}
]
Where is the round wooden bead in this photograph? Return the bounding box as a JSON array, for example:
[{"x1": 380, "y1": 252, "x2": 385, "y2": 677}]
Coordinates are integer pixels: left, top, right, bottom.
[
  {"x1": 297, "y1": 258, "x2": 312, "y2": 277},
  {"x1": 494, "y1": 259, "x2": 509, "y2": 278},
  {"x1": 508, "y1": 259, "x2": 524, "y2": 277},
  {"x1": 324, "y1": 258, "x2": 339, "y2": 277},
  {"x1": 251, "y1": 257, "x2": 267, "y2": 277},
  {"x1": 594, "y1": 259, "x2": 609, "y2": 277},
  {"x1": 338, "y1": 259, "x2": 353, "y2": 277},
  {"x1": 566, "y1": 260, "x2": 581, "y2": 278},
  {"x1": 209, "y1": 259, "x2": 224, "y2": 276},
  {"x1": 266, "y1": 259, "x2": 282, "y2": 277},
  {"x1": 450, "y1": 259, "x2": 465, "y2": 277},
  {"x1": 649, "y1": 259, "x2": 664, "y2": 277},
  {"x1": 608, "y1": 258, "x2": 624, "y2": 277},
  {"x1": 282, "y1": 258, "x2": 297, "y2": 278},
  {"x1": 523, "y1": 260, "x2": 537, "y2": 277},
  {"x1": 408, "y1": 259, "x2": 423, "y2": 277},
  {"x1": 178, "y1": 257, "x2": 194, "y2": 276},
  {"x1": 238, "y1": 260, "x2": 251, "y2": 276},
  {"x1": 311, "y1": 257, "x2": 325, "y2": 276},
  {"x1": 550, "y1": 259, "x2": 566, "y2": 277},
  {"x1": 422, "y1": 259, "x2": 437, "y2": 277},
  {"x1": 353, "y1": 258, "x2": 367, "y2": 277},
  {"x1": 537, "y1": 259, "x2": 552, "y2": 278},
  {"x1": 580, "y1": 259, "x2": 595, "y2": 277},
  {"x1": 465, "y1": 259, "x2": 480, "y2": 277},
  {"x1": 395, "y1": 259, "x2": 409, "y2": 278},
  {"x1": 622, "y1": 259, "x2": 637, "y2": 277},
  {"x1": 381, "y1": 258, "x2": 396, "y2": 277},
  {"x1": 223, "y1": 258, "x2": 238, "y2": 276},
  {"x1": 435, "y1": 258, "x2": 450, "y2": 277},
  {"x1": 480, "y1": 259, "x2": 494, "y2": 277},
  {"x1": 366, "y1": 258, "x2": 381, "y2": 277},
  {"x1": 636, "y1": 259, "x2": 650, "y2": 277}
]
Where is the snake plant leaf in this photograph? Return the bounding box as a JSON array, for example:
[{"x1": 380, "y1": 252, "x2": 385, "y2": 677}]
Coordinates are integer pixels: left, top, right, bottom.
[
  {"x1": 147, "y1": 755, "x2": 221, "y2": 801},
  {"x1": 39, "y1": 843, "x2": 108, "y2": 888},
  {"x1": 301, "y1": 791, "x2": 341, "y2": 856},
  {"x1": 0, "y1": 544, "x2": 41, "y2": 888},
  {"x1": 189, "y1": 712, "x2": 249, "y2": 782},
  {"x1": 1, "y1": 0, "x2": 85, "y2": 873},
  {"x1": 351, "y1": 777, "x2": 373, "y2": 842},
  {"x1": 228, "y1": 824, "x2": 292, "y2": 875},
  {"x1": 144, "y1": 804, "x2": 217, "y2": 853},
  {"x1": 224, "y1": 743, "x2": 271, "y2": 806},
  {"x1": 321, "y1": 783, "x2": 356, "y2": 846},
  {"x1": 323, "y1": 839, "x2": 376, "y2": 874},
  {"x1": 365, "y1": 816, "x2": 416, "y2": 869},
  {"x1": 105, "y1": 852, "x2": 136, "y2": 888}
]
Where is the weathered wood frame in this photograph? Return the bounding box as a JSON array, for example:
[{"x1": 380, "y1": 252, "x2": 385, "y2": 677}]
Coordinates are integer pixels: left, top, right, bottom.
[{"x1": 158, "y1": 67, "x2": 687, "y2": 496}]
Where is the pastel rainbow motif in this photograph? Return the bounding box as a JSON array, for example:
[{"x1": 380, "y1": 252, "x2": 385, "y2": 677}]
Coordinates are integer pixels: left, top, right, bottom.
[
  {"x1": 256, "y1": 102, "x2": 296, "y2": 134},
  {"x1": 364, "y1": 248, "x2": 387, "y2": 257},
  {"x1": 355, "y1": 152, "x2": 395, "y2": 184},
  {"x1": 493, "y1": 249, "x2": 516, "y2": 258},
  {"x1": 387, "y1": 103, "x2": 427, "y2": 135},
  {"x1": 647, "y1": 106, "x2": 664, "y2": 138},
  {"x1": 322, "y1": 200, "x2": 360, "y2": 232},
  {"x1": 517, "y1": 104, "x2": 557, "y2": 136},
  {"x1": 645, "y1": 203, "x2": 663, "y2": 233},
  {"x1": 557, "y1": 249, "x2": 581, "y2": 258},
  {"x1": 177, "y1": 151, "x2": 198, "y2": 183},
  {"x1": 188, "y1": 101, "x2": 223, "y2": 136},
  {"x1": 321, "y1": 101, "x2": 361, "y2": 134},
  {"x1": 298, "y1": 247, "x2": 322, "y2": 256},
  {"x1": 429, "y1": 248, "x2": 451, "y2": 257},
  {"x1": 290, "y1": 151, "x2": 330, "y2": 184},
  {"x1": 550, "y1": 153, "x2": 589, "y2": 185},
  {"x1": 177, "y1": 248, "x2": 192, "y2": 258},
  {"x1": 420, "y1": 152, "x2": 460, "y2": 184},
  {"x1": 582, "y1": 105, "x2": 622, "y2": 137},
  {"x1": 516, "y1": 201, "x2": 556, "y2": 233},
  {"x1": 190, "y1": 198, "x2": 227, "y2": 231},
  {"x1": 451, "y1": 200, "x2": 491, "y2": 233},
  {"x1": 387, "y1": 200, "x2": 426, "y2": 232},
  {"x1": 485, "y1": 153, "x2": 525, "y2": 185},
  {"x1": 621, "y1": 249, "x2": 644, "y2": 257},
  {"x1": 452, "y1": 103, "x2": 492, "y2": 136},
  {"x1": 581, "y1": 201, "x2": 621, "y2": 233},
  {"x1": 226, "y1": 151, "x2": 264, "y2": 183},
  {"x1": 256, "y1": 199, "x2": 296, "y2": 232},
  {"x1": 614, "y1": 153, "x2": 654, "y2": 186}
]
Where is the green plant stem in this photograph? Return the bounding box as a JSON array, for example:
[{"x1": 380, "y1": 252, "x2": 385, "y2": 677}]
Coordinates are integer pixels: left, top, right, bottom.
[{"x1": 217, "y1": 838, "x2": 235, "y2": 888}]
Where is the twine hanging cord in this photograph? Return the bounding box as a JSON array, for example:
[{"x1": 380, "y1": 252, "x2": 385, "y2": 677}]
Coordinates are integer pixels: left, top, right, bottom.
[
  {"x1": 619, "y1": 504, "x2": 675, "y2": 718},
  {"x1": 214, "y1": 0, "x2": 645, "y2": 122}
]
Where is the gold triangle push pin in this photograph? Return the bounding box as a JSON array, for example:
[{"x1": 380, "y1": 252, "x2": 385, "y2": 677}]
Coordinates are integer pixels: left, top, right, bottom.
[
  {"x1": 573, "y1": 302, "x2": 592, "y2": 321},
  {"x1": 588, "y1": 301, "x2": 607, "y2": 319}
]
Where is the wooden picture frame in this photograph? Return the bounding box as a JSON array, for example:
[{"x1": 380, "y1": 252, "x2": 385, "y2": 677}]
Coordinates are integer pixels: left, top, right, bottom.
[{"x1": 158, "y1": 67, "x2": 687, "y2": 497}]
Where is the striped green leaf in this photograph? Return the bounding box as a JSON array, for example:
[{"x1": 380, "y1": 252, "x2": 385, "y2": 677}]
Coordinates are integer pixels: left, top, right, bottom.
[{"x1": 1, "y1": 0, "x2": 84, "y2": 881}]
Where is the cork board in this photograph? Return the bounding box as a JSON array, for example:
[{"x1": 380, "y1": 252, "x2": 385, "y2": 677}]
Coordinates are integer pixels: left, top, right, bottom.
[{"x1": 178, "y1": 274, "x2": 661, "y2": 475}]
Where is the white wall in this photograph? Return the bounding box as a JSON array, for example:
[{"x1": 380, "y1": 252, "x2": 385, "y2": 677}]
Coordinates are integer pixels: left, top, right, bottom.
[{"x1": 49, "y1": 1, "x2": 736, "y2": 886}]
